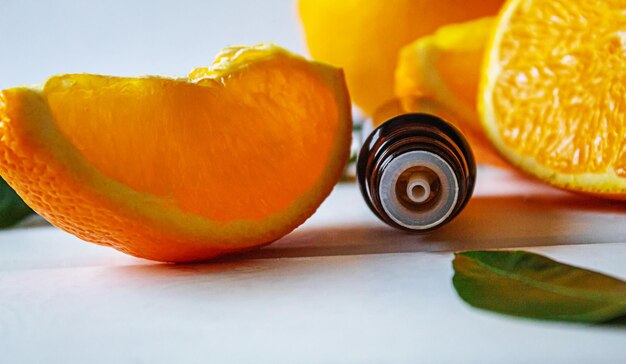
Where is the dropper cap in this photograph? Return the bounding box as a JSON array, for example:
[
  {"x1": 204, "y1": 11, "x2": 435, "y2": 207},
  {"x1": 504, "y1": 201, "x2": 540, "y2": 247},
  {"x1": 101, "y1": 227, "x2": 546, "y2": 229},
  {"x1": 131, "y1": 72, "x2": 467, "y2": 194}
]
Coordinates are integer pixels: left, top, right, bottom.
[{"x1": 357, "y1": 113, "x2": 476, "y2": 232}]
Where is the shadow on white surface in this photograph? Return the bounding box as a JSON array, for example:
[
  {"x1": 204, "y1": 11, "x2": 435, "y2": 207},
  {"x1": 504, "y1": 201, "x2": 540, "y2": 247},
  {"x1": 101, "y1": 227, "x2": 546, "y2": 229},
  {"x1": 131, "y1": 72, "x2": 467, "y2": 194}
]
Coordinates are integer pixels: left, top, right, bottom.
[
  {"x1": 1, "y1": 168, "x2": 625, "y2": 271},
  {"x1": 228, "y1": 188, "x2": 626, "y2": 260}
]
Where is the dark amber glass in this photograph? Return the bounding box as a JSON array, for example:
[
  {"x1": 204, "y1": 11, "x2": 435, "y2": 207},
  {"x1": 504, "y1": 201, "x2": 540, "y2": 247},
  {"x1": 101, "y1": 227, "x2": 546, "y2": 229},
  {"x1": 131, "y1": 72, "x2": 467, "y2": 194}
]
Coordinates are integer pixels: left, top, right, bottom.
[{"x1": 357, "y1": 113, "x2": 476, "y2": 232}]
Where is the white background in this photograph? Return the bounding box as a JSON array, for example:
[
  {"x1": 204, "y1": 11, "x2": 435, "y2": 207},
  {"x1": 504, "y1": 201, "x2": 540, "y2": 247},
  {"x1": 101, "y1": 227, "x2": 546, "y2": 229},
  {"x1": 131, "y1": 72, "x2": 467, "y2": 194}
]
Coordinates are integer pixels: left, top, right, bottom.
[{"x1": 0, "y1": 0, "x2": 305, "y2": 88}]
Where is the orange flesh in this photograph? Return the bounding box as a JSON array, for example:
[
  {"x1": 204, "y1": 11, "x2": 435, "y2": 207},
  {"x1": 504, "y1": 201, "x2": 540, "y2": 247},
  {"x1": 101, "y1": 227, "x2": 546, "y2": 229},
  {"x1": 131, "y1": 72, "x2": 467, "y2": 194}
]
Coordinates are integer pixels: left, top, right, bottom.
[
  {"x1": 44, "y1": 57, "x2": 339, "y2": 222},
  {"x1": 491, "y1": 0, "x2": 626, "y2": 176}
]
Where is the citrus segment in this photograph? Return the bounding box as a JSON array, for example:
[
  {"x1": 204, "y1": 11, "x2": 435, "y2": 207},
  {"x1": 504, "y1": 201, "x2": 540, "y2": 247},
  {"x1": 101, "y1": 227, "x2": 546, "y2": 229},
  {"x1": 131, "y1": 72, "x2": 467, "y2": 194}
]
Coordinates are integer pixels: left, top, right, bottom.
[
  {"x1": 0, "y1": 44, "x2": 352, "y2": 261},
  {"x1": 480, "y1": 0, "x2": 626, "y2": 196}
]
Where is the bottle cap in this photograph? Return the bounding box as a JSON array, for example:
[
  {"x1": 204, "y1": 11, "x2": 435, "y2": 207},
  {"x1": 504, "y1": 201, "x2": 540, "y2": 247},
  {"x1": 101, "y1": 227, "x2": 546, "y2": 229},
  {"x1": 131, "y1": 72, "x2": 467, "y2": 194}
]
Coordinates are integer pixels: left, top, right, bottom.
[{"x1": 357, "y1": 113, "x2": 476, "y2": 232}]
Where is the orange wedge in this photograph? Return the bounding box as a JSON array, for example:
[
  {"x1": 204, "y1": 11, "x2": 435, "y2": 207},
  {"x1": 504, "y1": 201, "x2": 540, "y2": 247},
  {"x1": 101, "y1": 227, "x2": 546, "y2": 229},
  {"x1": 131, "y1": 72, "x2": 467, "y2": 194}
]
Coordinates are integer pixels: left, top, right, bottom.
[
  {"x1": 480, "y1": 0, "x2": 626, "y2": 197},
  {"x1": 0, "y1": 44, "x2": 352, "y2": 262}
]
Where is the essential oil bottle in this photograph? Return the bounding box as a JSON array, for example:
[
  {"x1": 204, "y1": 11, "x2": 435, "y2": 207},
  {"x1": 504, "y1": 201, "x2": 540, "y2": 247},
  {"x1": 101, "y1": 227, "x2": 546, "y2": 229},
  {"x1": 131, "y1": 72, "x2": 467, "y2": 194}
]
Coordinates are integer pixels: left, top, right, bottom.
[{"x1": 356, "y1": 106, "x2": 476, "y2": 232}]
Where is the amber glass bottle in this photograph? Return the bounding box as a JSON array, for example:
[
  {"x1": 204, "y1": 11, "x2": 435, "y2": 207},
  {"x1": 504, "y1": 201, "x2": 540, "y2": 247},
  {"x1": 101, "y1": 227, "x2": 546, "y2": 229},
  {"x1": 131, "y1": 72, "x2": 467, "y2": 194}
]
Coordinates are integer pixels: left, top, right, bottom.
[{"x1": 356, "y1": 111, "x2": 476, "y2": 232}]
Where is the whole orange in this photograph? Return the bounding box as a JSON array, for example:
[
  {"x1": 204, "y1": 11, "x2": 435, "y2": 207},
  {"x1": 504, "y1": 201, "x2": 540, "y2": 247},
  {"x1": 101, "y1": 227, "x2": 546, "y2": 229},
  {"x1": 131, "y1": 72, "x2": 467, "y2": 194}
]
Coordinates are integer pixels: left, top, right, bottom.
[{"x1": 299, "y1": 0, "x2": 505, "y2": 115}]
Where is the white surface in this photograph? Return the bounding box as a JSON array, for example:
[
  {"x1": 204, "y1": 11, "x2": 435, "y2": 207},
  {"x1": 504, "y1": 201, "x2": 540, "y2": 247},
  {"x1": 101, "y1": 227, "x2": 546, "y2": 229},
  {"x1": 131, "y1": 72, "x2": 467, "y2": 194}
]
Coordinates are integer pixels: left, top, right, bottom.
[{"x1": 2, "y1": 168, "x2": 626, "y2": 364}]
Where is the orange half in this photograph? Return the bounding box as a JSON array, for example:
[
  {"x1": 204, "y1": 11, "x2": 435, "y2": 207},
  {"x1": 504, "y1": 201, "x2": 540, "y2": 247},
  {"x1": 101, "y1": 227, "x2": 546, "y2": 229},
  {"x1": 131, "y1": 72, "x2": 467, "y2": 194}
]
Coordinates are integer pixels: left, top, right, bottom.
[
  {"x1": 480, "y1": 0, "x2": 626, "y2": 197},
  {"x1": 0, "y1": 44, "x2": 352, "y2": 261}
]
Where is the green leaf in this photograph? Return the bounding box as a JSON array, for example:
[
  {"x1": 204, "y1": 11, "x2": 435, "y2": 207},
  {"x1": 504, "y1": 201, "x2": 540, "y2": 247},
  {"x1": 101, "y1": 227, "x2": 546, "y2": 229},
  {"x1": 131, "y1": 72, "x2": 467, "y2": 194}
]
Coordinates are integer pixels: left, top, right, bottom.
[
  {"x1": 0, "y1": 177, "x2": 34, "y2": 228},
  {"x1": 453, "y1": 250, "x2": 626, "y2": 323}
]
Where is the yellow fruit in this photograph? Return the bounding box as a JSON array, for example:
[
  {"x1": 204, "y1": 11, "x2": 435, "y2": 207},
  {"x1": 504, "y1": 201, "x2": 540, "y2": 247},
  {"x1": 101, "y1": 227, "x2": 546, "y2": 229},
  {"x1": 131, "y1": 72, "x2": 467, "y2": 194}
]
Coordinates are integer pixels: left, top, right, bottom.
[
  {"x1": 395, "y1": 17, "x2": 508, "y2": 167},
  {"x1": 299, "y1": 0, "x2": 505, "y2": 115},
  {"x1": 480, "y1": 0, "x2": 626, "y2": 197},
  {"x1": 0, "y1": 44, "x2": 352, "y2": 262}
]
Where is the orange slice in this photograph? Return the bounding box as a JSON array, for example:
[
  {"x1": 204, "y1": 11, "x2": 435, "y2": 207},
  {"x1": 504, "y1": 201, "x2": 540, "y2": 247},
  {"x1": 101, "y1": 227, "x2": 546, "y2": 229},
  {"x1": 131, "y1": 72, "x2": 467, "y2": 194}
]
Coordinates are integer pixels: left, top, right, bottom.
[
  {"x1": 395, "y1": 17, "x2": 508, "y2": 167},
  {"x1": 396, "y1": 17, "x2": 494, "y2": 121},
  {"x1": 480, "y1": 0, "x2": 626, "y2": 197},
  {"x1": 0, "y1": 44, "x2": 352, "y2": 262}
]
